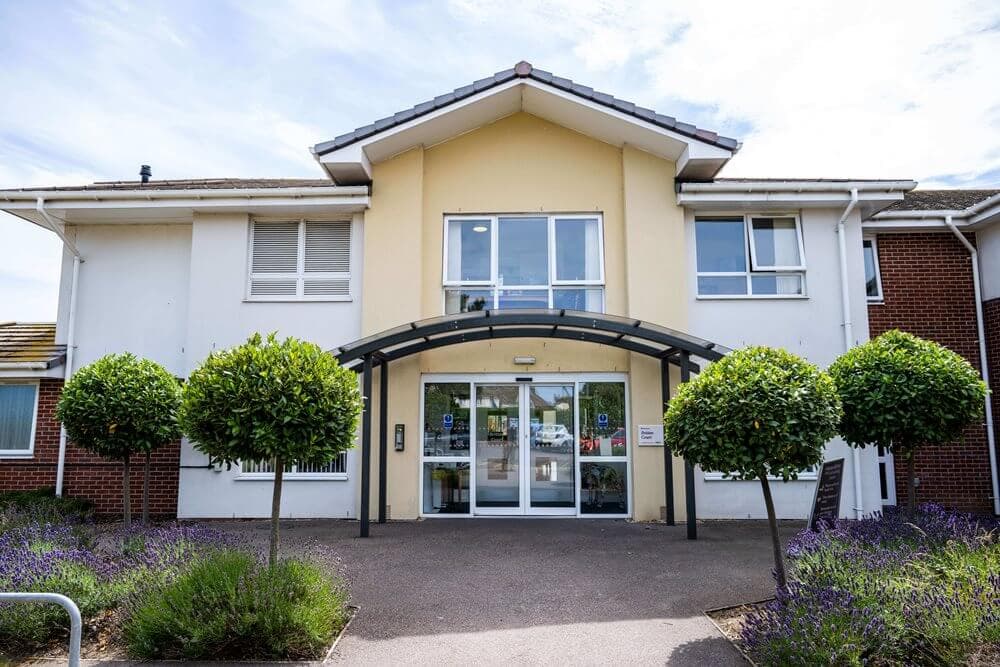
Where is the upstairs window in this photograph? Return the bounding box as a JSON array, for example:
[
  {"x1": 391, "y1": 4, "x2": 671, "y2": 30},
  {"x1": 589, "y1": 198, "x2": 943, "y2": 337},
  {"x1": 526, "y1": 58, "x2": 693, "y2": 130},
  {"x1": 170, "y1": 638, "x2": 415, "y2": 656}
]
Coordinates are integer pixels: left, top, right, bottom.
[
  {"x1": 863, "y1": 238, "x2": 883, "y2": 302},
  {"x1": 444, "y1": 214, "x2": 605, "y2": 314},
  {"x1": 248, "y1": 220, "x2": 352, "y2": 300},
  {"x1": 0, "y1": 382, "x2": 38, "y2": 457},
  {"x1": 695, "y1": 215, "x2": 806, "y2": 297}
]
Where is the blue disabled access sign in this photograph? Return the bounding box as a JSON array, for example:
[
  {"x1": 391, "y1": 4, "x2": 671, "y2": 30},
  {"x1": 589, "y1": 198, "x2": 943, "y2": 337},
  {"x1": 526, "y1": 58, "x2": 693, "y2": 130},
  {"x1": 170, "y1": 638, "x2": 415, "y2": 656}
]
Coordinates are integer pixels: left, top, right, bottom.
[{"x1": 443, "y1": 413, "x2": 453, "y2": 428}]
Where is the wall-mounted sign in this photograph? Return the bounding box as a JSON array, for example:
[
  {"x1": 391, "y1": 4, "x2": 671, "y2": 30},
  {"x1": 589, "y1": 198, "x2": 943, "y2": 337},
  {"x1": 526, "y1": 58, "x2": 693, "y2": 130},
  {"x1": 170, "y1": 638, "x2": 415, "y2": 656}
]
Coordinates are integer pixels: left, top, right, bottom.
[
  {"x1": 442, "y1": 413, "x2": 453, "y2": 429},
  {"x1": 637, "y1": 424, "x2": 664, "y2": 446},
  {"x1": 597, "y1": 413, "x2": 609, "y2": 428}
]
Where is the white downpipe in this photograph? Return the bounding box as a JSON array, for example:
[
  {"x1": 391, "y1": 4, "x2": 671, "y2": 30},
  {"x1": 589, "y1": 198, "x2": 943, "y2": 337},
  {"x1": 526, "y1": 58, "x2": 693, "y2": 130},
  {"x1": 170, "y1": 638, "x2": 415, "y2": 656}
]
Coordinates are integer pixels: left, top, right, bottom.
[
  {"x1": 36, "y1": 198, "x2": 82, "y2": 498},
  {"x1": 836, "y1": 188, "x2": 865, "y2": 519},
  {"x1": 944, "y1": 216, "x2": 1000, "y2": 515}
]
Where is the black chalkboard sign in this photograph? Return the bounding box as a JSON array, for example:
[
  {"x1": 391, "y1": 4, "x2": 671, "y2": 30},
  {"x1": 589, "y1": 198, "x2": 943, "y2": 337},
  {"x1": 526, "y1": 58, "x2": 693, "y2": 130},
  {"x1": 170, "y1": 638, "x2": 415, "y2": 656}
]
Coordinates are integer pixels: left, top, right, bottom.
[{"x1": 808, "y1": 458, "x2": 845, "y2": 531}]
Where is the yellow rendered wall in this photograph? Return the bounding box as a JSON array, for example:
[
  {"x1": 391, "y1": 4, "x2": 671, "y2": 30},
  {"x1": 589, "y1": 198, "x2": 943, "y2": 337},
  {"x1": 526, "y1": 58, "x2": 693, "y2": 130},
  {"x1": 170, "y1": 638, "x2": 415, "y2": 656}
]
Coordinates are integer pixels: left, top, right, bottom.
[{"x1": 361, "y1": 113, "x2": 687, "y2": 521}]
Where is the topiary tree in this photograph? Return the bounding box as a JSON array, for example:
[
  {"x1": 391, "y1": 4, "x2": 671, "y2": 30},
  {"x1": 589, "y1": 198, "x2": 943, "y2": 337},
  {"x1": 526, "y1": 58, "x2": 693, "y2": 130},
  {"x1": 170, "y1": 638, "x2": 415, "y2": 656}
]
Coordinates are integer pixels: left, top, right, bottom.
[
  {"x1": 179, "y1": 333, "x2": 362, "y2": 565},
  {"x1": 56, "y1": 353, "x2": 182, "y2": 529},
  {"x1": 829, "y1": 330, "x2": 987, "y2": 514},
  {"x1": 664, "y1": 346, "x2": 842, "y2": 590}
]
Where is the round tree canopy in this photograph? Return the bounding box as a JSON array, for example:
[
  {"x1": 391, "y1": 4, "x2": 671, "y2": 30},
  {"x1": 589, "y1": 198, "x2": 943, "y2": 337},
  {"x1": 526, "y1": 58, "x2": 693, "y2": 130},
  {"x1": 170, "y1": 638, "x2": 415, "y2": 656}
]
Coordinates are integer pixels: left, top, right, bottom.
[
  {"x1": 56, "y1": 352, "x2": 182, "y2": 461},
  {"x1": 664, "y1": 346, "x2": 841, "y2": 481},
  {"x1": 179, "y1": 333, "x2": 362, "y2": 466},
  {"x1": 829, "y1": 330, "x2": 986, "y2": 455}
]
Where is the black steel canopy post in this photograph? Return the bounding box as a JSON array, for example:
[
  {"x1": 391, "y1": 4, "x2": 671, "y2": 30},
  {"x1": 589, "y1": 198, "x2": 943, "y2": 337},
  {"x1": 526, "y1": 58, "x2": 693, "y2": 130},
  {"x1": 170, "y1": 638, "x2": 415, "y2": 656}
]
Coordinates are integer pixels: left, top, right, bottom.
[
  {"x1": 661, "y1": 358, "x2": 675, "y2": 526},
  {"x1": 378, "y1": 357, "x2": 388, "y2": 524},
  {"x1": 359, "y1": 354, "x2": 373, "y2": 538},
  {"x1": 680, "y1": 352, "x2": 696, "y2": 539}
]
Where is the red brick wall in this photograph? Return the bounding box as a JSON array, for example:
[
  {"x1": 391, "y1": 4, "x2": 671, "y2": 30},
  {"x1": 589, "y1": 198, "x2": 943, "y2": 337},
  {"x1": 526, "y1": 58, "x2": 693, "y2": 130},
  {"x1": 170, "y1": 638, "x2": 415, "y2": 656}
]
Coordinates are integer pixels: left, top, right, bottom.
[
  {"x1": 0, "y1": 378, "x2": 180, "y2": 516},
  {"x1": 868, "y1": 232, "x2": 995, "y2": 513}
]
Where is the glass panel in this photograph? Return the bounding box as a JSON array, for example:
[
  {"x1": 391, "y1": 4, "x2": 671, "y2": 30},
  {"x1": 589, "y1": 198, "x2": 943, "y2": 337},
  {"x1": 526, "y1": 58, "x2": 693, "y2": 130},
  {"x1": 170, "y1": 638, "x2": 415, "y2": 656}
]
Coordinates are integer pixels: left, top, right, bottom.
[
  {"x1": 750, "y1": 273, "x2": 803, "y2": 296},
  {"x1": 579, "y1": 382, "x2": 627, "y2": 457},
  {"x1": 863, "y1": 241, "x2": 880, "y2": 298},
  {"x1": 879, "y1": 462, "x2": 888, "y2": 502},
  {"x1": 423, "y1": 383, "x2": 471, "y2": 457},
  {"x1": 445, "y1": 288, "x2": 493, "y2": 314},
  {"x1": 498, "y1": 289, "x2": 549, "y2": 309},
  {"x1": 695, "y1": 219, "x2": 746, "y2": 272},
  {"x1": 528, "y1": 385, "x2": 575, "y2": 509},
  {"x1": 552, "y1": 288, "x2": 603, "y2": 312},
  {"x1": 475, "y1": 385, "x2": 520, "y2": 508},
  {"x1": 697, "y1": 275, "x2": 747, "y2": 296},
  {"x1": 446, "y1": 219, "x2": 491, "y2": 282},
  {"x1": 580, "y1": 462, "x2": 628, "y2": 514},
  {"x1": 751, "y1": 217, "x2": 801, "y2": 267},
  {"x1": 0, "y1": 385, "x2": 35, "y2": 451},
  {"x1": 423, "y1": 462, "x2": 471, "y2": 514},
  {"x1": 499, "y1": 217, "x2": 548, "y2": 285},
  {"x1": 555, "y1": 218, "x2": 600, "y2": 281}
]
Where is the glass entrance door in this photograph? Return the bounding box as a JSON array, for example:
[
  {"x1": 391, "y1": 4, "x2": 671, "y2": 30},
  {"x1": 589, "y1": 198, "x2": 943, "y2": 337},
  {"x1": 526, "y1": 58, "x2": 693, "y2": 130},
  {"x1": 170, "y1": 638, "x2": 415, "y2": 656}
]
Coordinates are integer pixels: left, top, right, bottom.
[{"x1": 473, "y1": 383, "x2": 576, "y2": 515}]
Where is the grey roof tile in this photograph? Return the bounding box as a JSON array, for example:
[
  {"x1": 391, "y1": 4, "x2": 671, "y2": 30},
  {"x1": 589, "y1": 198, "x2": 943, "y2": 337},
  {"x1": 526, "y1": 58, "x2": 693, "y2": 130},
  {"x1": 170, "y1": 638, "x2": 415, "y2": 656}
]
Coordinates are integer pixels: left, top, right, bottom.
[
  {"x1": 313, "y1": 61, "x2": 741, "y2": 156},
  {"x1": 881, "y1": 189, "x2": 1000, "y2": 212}
]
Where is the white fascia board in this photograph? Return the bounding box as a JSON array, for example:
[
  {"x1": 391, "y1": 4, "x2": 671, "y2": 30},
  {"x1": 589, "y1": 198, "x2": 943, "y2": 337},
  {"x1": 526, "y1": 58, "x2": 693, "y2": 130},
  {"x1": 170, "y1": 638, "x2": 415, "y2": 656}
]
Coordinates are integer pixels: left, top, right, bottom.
[
  {"x1": 861, "y1": 218, "x2": 955, "y2": 231},
  {"x1": 680, "y1": 180, "x2": 916, "y2": 193},
  {"x1": 0, "y1": 185, "x2": 368, "y2": 202},
  {"x1": 1, "y1": 194, "x2": 369, "y2": 211},
  {"x1": 678, "y1": 190, "x2": 906, "y2": 209}
]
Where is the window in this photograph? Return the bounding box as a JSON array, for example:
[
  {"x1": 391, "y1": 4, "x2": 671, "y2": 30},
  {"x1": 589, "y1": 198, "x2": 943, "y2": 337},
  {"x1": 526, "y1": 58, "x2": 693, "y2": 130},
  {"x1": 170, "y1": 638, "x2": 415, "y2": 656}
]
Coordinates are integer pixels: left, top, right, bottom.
[
  {"x1": 444, "y1": 215, "x2": 605, "y2": 314},
  {"x1": 238, "y1": 452, "x2": 349, "y2": 479},
  {"x1": 248, "y1": 220, "x2": 352, "y2": 300},
  {"x1": 863, "y1": 238, "x2": 883, "y2": 302},
  {"x1": 695, "y1": 215, "x2": 806, "y2": 297},
  {"x1": 422, "y1": 382, "x2": 472, "y2": 514},
  {"x1": 0, "y1": 382, "x2": 38, "y2": 457}
]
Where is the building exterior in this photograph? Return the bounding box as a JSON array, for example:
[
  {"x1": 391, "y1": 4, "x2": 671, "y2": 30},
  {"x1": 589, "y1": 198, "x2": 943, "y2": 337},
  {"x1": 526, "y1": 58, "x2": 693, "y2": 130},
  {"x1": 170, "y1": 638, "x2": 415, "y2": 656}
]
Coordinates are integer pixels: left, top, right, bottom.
[{"x1": 1, "y1": 62, "x2": 996, "y2": 521}]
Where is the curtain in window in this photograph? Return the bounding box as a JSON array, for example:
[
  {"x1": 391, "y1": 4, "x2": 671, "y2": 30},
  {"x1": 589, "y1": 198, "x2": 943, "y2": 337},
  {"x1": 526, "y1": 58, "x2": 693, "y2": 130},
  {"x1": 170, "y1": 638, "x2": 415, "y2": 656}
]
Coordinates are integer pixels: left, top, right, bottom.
[{"x1": 0, "y1": 384, "x2": 36, "y2": 452}]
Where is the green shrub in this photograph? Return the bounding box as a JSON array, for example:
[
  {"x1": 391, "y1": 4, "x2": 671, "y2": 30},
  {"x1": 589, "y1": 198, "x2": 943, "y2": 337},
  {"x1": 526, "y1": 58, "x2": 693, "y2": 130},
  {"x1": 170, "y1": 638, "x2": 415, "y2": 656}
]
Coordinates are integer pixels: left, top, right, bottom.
[
  {"x1": 829, "y1": 330, "x2": 987, "y2": 512},
  {"x1": 124, "y1": 550, "x2": 348, "y2": 660},
  {"x1": 0, "y1": 488, "x2": 93, "y2": 530}
]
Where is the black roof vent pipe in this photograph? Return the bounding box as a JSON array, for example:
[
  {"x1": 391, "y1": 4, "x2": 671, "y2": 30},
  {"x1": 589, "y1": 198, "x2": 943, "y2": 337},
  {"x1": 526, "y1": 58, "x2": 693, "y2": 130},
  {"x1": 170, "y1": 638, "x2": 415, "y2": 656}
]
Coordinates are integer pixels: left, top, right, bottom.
[{"x1": 139, "y1": 165, "x2": 152, "y2": 183}]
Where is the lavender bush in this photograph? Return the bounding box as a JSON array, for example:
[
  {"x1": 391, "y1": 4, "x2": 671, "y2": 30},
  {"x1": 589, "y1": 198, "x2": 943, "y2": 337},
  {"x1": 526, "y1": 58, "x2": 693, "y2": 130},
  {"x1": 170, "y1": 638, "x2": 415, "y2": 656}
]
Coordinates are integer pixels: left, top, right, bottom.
[
  {"x1": 741, "y1": 504, "x2": 1000, "y2": 665},
  {"x1": 0, "y1": 499, "x2": 231, "y2": 653}
]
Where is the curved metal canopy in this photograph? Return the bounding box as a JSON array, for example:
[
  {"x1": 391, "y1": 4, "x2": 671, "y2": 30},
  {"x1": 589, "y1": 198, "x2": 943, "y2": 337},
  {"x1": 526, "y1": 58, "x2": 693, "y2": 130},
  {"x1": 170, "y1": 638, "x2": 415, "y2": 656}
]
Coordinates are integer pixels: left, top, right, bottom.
[{"x1": 333, "y1": 309, "x2": 728, "y2": 369}]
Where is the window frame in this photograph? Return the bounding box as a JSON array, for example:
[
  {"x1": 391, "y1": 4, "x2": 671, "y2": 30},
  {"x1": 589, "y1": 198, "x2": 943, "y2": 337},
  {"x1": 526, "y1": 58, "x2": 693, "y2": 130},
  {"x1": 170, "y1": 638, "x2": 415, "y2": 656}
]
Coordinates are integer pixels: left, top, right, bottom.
[
  {"x1": 0, "y1": 380, "x2": 39, "y2": 458},
  {"x1": 863, "y1": 237, "x2": 884, "y2": 303},
  {"x1": 703, "y1": 466, "x2": 818, "y2": 482},
  {"x1": 235, "y1": 452, "x2": 349, "y2": 481},
  {"x1": 442, "y1": 213, "x2": 606, "y2": 313},
  {"x1": 695, "y1": 213, "x2": 808, "y2": 300},
  {"x1": 246, "y1": 218, "x2": 354, "y2": 303}
]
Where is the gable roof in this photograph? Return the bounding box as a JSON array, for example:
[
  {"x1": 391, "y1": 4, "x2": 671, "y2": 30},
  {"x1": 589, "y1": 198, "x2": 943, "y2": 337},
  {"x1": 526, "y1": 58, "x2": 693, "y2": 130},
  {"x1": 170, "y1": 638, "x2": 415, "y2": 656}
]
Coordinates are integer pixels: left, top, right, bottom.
[
  {"x1": 314, "y1": 61, "x2": 739, "y2": 157},
  {"x1": 312, "y1": 61, "x2": 740, "y2": 184},
  {"x1": 0, "y1": 322, "x2": 65, "y2": 369},
  {"x1": 880, "y1": 189, "x2": 1000, "y2": 212}
]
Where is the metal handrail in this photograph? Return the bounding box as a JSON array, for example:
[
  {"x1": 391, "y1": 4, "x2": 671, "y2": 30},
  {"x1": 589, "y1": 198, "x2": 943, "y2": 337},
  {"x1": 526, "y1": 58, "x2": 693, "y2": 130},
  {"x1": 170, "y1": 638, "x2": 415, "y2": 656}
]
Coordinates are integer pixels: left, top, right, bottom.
[{"x1": 0, "y1": 592, "x2": 81, "y2": 666}]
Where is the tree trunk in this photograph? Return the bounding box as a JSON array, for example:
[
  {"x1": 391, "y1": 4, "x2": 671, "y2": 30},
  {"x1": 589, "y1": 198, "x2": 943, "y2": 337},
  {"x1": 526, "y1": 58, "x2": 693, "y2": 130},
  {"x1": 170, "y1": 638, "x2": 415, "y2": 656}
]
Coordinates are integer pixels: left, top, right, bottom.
[
  {"x1": 906, "y1": 450, "x2": 916, "y2": 514},
  {"x1": 758, "y1": 468, "x2": 787, "y2": 591},
  {"x1": 269, "y1": 457, "x2": 284, "y2": 567},
  {"x1": 142, "y1": 450, "x2": 151, "y2": 526},
  {"x1": 122, "y1": 457, "x2": 132, "y2": 530}
]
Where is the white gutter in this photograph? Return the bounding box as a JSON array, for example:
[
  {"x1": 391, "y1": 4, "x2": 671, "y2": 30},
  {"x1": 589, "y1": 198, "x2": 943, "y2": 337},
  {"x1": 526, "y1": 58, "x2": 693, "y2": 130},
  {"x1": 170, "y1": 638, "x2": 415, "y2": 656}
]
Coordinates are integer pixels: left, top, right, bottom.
[
  {"x1": 36, "y1": 198, "x2": 82, "y2": 498},
  {"x1": 0, "y1": 362, "x2": 52, "y2": 370},
  {"x1": 680, "y1": 180, "x2": 916, "y2": 193},
  {"x1": 835, "y1": 188, "x2": 866, "y2": 519},
  {"x1": 4, "y1": 185, "x2": 369, "y2": 202},
  {"x1": 944, "y1": 215, "x2": 1000, "y2": 515}
]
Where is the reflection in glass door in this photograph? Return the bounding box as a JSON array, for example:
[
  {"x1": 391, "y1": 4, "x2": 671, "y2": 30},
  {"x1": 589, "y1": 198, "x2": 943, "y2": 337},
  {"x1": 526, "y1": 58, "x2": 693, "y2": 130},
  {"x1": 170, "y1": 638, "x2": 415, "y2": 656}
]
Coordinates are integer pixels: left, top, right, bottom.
[
  {"x1": 474, "y1": 385, "x2": 520, "y2": 510},
  {"x1": 527, "y1": 385, "x2": 575, "y2": 513}
]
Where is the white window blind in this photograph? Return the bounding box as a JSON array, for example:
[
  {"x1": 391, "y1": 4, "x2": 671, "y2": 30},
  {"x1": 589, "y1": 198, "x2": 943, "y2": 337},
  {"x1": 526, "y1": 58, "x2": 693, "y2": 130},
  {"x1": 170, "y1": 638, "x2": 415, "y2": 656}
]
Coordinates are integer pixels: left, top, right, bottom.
[{"x1": 248, "y1": 220, "x2": 352, "y2": 300}]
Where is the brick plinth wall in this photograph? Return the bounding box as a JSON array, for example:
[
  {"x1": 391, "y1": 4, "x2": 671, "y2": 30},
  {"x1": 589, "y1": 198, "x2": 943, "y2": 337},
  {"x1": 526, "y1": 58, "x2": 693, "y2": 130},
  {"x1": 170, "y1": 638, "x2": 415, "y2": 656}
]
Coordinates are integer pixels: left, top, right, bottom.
[
  {"x1": 0, "y1": 378, "x2": 180, "y2": 516},
  {"x1": 868, "y1": 232, "x2": 995, "y2": 513}
]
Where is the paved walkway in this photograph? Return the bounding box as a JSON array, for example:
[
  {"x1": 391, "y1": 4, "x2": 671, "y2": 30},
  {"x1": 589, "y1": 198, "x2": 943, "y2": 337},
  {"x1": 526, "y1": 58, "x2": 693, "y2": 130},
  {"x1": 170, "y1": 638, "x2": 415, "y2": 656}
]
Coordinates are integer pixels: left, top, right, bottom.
[{"x1": 251, "y1": 518, "x2": 802, "y2": 666}]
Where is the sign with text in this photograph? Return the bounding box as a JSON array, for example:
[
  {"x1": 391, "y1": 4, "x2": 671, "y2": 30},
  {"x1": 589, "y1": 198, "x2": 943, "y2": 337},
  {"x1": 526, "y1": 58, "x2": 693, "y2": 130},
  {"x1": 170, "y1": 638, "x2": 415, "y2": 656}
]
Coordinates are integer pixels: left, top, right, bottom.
[
  {"x1": 637, "y1": 424, "x2": 664, "y2": 446},
  {"x1": 442, "y1": 413, "x2": 453, "y2": 429},
  {"x1": 808, "y1": 458, "x2": 845, "y2": 532},
  {"x1": 597, "y1": 413, "x2": 609, "y2": 428}
]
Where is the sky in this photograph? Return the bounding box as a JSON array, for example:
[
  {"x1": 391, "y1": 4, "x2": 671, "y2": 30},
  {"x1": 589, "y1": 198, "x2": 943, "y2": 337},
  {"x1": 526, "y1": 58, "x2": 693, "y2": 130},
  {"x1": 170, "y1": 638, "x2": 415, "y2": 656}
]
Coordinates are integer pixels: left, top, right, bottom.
[{"x1": 1, "y1": 0, "x2": 998, "y2": 321}]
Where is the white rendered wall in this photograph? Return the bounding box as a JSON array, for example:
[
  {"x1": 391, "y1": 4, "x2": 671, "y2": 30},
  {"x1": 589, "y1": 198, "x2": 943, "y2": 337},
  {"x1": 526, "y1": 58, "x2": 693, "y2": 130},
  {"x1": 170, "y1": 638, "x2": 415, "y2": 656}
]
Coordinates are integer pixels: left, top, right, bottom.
[
  {"x1": 685, "y1": 208, "x2": 883, "y2": 519},
  {"x1": 176, "y1": 212, "x2": 363, "y2": 519},
  {"x1": 977, "y1": 223, "x2": 1000, "y2": 302}
]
